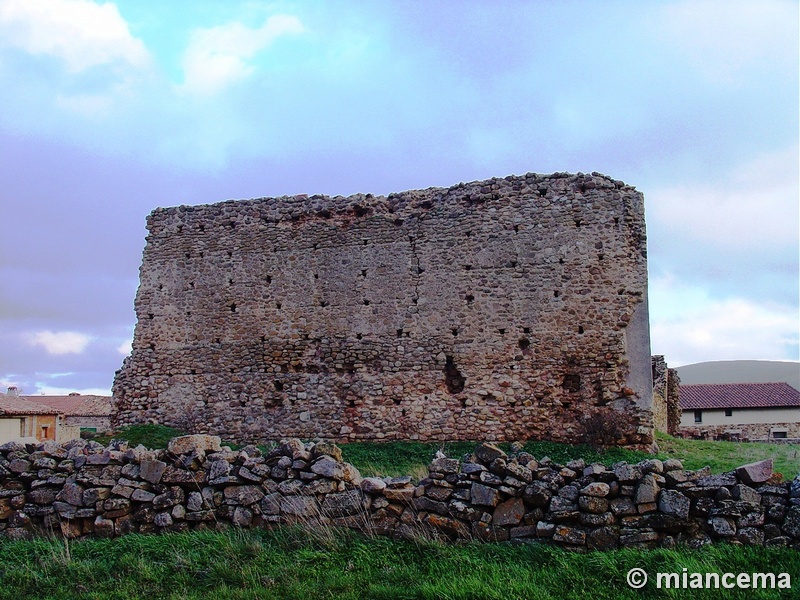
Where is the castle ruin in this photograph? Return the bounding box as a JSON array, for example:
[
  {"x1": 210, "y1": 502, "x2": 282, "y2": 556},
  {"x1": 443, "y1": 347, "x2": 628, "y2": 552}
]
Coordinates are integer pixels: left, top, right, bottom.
[{"x1": 113, "y1": 171, "x2": 654, "y2": 446}]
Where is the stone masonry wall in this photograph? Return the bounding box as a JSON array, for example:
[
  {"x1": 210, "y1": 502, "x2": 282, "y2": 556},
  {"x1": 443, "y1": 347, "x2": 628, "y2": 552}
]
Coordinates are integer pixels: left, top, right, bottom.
[
  {"x1": 113, "y1": 172, "x2": 653, "y2": 446},
  {"x1": 651, "y1": 355, "x2": 681, "y2": 436},
  {"x1": 0, "y1": 436, "x2": 798, "y2": 551},
  {"x1": 680, "y1": 423, "x2": 800, "y2": 442}
]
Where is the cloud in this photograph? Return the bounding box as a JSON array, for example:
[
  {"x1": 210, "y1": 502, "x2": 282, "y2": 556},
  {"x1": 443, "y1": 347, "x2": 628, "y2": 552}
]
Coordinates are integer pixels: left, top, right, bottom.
[
  {"x1": 116, "y1": 338, "x2": 132, "y2": 356},
  {"x1": 180, "y1": 14, "x2": 304, "y2": 95},
  {"x1": 649, "y1": 275, "x2": 799, "y2": 366},
  {"x1": 647, "y1": 145, "x2": 799, "y2": 249},
  {"x1": 0, "y1": 0, "x2": 150, "y2": 72},
  {"x1": 655, "y1": 0, "x2": 797, "y2": 83},
  {"x1": 31, "y1": 385, "x2": 110, "y2": 396},
  {"x1": 28, "y1": 330, "x2": 92, "y2": 355}
]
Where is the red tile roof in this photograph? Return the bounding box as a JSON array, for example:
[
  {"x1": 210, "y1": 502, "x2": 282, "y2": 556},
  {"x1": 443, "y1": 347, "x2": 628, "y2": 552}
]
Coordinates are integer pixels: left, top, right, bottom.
[
  {"x1": 0, "y1": 393, "x2": 62, "y2": 416},
  {"x1": 21, "y1": 395, "x2": 113, "y2": 417},
  {"x1": 680, "y1": 382, "x2": 800, "y2": 410}
]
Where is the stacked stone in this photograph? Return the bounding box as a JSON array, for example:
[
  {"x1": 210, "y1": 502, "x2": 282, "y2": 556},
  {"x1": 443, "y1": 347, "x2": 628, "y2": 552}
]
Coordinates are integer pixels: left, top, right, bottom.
[
  {"x1": 0, "y1": 435, "x2": 366, "y2": 540},
  {"x1": 1, "y1": 436, "x2": 798, "y2": 550},
  {"x1": 394, "y1": 443, "x2": 800, "y2": 550}
]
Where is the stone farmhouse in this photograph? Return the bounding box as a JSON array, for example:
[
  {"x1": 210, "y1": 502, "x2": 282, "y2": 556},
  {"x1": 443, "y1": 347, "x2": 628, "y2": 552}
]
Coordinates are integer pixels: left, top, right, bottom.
[
  {"x1": 21, "y1": 392, "x2": 113, "y2": 434},
  {"x1": 679, "y1": 382, "x2": 800, "y2": 441},
  {"x1": 0, "y1": 389, "x2": 66, "y2": 444}
]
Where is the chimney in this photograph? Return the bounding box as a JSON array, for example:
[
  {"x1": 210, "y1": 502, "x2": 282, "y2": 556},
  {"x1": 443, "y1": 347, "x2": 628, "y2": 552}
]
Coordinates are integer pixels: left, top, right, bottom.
[{"x1": 7, "y1": 386, "x2": 19, "y2": 396}]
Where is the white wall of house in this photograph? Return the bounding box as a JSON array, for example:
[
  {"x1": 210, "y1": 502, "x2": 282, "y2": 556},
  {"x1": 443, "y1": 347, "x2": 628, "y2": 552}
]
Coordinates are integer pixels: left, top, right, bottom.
[
  {"x1": 0, "y1": 418, "x2": 23, "y2": 443},
  {"x1": 57, "y1": 425, "x2": 81, "y2": 443},
  {"x1": 680, "y1": 406, "x2": 800, "y2": 428}
]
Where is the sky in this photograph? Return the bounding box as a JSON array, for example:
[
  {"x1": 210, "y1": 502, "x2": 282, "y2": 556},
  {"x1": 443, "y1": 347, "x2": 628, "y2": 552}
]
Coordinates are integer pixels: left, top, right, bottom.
[{"x1": 0, "y1": 0, "x2": 797, "y2": 397}]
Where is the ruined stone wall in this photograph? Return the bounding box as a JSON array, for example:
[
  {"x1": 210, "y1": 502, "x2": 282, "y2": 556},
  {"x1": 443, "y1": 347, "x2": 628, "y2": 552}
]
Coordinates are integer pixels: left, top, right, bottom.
[
  {"x1": 652, "y1": 356, "x2": 681, "y2": 436},
  {"x1": 1, "y1": 436, "x2": 798, "y2": 550},
  {"x1": 113, "y1": 172, "x2": 653, "y2": 446}
]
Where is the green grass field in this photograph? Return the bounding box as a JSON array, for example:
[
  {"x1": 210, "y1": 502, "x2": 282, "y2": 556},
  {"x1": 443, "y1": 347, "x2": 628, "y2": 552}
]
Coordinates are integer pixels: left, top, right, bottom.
[
  {"x1": 1, "y1": 527, "x2": 797, "y2": 600},
  {"x1": 654, "y1": 434, "x2": 800, "y2": 478}
]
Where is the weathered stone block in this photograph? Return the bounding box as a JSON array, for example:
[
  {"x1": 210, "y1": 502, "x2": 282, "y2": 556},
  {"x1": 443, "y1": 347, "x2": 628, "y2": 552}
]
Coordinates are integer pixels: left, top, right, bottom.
[
  {"x1": 223, "y1": 485, "x2": 265, "y2": 506},
  {"x1": 310, "y1": 457, "x2": 343, "y2": 479},
  {"x1": 587, "y1": 526, "x2": 620, "y2": 550},
  {"x1": 619, "y1": 529, "x2": 658, "y2": 546},
  {"x1": 552, "y1": 525, "x2": 586, "y2": 545},
  {"x1": 154, "y1": 511, "x2": 173, "y2": 527},
  {"x1": 322, "y1": 490, "x2": 364, "y2": 518},
  {"x1": 426, "y1": 485, "x2": 453, "y2": 502},
  {"x1": 634, "y1": 474, "x2": 659, "y2": 504},
  {"x1": 471, "y1": 521, "x2": 509, "y2": 542},
  {"x1": 474, "y1": 443, "x2": 507, "y2": 465},
  {"x1": 579, "y1": 512, "x2": 615, "y2": 527},
  {"x1": 232, "y1": 506, "x2": 253, "y2": 527},
  {"x1": 83, "y1": 487, "x2": 111, "y2": 506},
  {"x1": 470, "y1": 483, "x2": 501, "y2": 508},
  {"x1": 153, "y1": 487, "x2": 185, "y2": 510},
  {"x1": 94, "y1": 515, "x2": 115, "y2": 538},
  {"x1": 697, "y1": 473, "x2": 737, "y2": 488},
  {"x1": 506, "y1": 524, "x2": 536, "y2": 539},
  {"x1": 657, "y1": 490, "x2": 689, "y2": 519},
  {"x1": 493, "y1": 498, "x2": 525, "y2": 527},
  {"x1": 383, "y1": 487, "x2": 415, "y2": 503},
  {"x1": 578, "y1": 494, "x2": 610, "y2": 514},
  {"x1": 27, "y1": 488, "x2": 58, "y2": 506},
  {"x1": 281, "y1": 495, "x2": 318, "y2": 518},
  {"x1": 735, "y1": 459, "x2": 773, "y2": 486},
  {"x1": 312, "y1": 441, "x2": 342, "y2": 462},
  {"x1": 783, "y1": 506, "x2": 800, "y2": 539},
  {"x1": 57, "y1": 482, "x2": 84, "y2": 506},
  {"x1": 523, "y1": 482, "x2": 552, "y2": 508},
  {"x1": 167, "y1": 435, "x2": 222, "y2": 455},
  {"x1": 161, "y1": 466, "x2": 204, "y2": 485},
  {"x1": 613, "y1": 463, "x2": 642, "y2": 483},
  {"x1": 708, "y1": 516, "x2": 736, "y2": 537},
  {"x1": 425, "y1": 513, "x2": 469, "y2": 539},
  {"x1": 131, "y1": 489, "x2": 156, "y2": 503},
  {"x1": 429, "y1": 457, "x2": 460, "y2": 475},
  {"x1": 580, "y1": 482, "x2": 610, "y2": 497}
]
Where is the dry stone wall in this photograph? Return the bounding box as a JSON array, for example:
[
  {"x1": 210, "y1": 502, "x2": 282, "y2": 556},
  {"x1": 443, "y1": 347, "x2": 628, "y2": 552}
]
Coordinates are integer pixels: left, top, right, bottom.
[
  {"x1": 1, "y1": 436, "x2": 798, "y2": 551},
  {"x1": 113, "y1": 172, "x2": 653, "y2": 446}
]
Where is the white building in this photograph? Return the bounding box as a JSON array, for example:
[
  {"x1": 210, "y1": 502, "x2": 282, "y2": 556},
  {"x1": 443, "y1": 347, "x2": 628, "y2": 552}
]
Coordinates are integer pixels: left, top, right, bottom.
[{"x1": 679, "y1": 382, "x2": 800, "y2": 441}]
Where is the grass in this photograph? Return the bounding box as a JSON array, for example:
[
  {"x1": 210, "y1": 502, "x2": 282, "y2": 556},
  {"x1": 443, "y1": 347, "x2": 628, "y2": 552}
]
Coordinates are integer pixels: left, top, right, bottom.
[
  {"x1": 97, "y1": 425, "x2": 799, "y2": 479},
  {"x1": 0, "y1": 527, "x2": 797, "y2": 599},
  {"x1": 341, "y1": 435, "x2": 799, "y2": 479},
  {"x1": 94, "y1": 425, "x2": 185, "y2": 449},
  {"x1": 654, "y1": 433, "x2": 800, "y2": 478},
  {"x1": 341, "y1": 440, "x2": 652, "y2": 478}
]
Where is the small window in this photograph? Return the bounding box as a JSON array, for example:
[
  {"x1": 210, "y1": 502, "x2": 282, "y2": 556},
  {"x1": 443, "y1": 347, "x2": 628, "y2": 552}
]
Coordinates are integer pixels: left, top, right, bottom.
[
  {"x1": 724, "y1": 409, "x2": 733, "y2": 417},
  {"x1": 772, "y1": 430, "x2": 788, "y2": 439},
  {"x1": 694, "y1": 410, "x2": 702, "y2": 424}
]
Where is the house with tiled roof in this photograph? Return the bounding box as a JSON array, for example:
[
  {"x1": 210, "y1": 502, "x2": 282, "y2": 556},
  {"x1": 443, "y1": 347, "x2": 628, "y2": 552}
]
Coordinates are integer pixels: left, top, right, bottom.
[
  {"x1": 0, "y1": 388, "x2": 74, "y2": 444},
  {"x1": 21, "y1": 392, "x2": 113, "y2": 433},
  {"x1": 679, "y1": 382, "x2": 800, "y2": 441}
]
